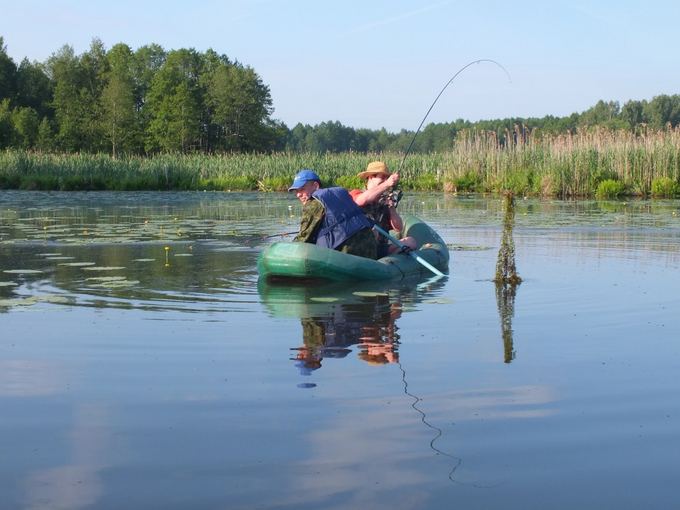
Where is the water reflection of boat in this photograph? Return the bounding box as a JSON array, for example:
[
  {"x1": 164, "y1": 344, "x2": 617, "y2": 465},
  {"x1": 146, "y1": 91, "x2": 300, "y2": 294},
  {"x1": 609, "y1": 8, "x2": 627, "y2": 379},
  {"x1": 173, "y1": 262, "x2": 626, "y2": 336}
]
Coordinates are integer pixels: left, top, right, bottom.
[
  {"x1": 258, "y1": 277, "x2": 445, "y2": 376},
  {"x1": 257, "y1": 214, "x2": 449, "y2": 282}
]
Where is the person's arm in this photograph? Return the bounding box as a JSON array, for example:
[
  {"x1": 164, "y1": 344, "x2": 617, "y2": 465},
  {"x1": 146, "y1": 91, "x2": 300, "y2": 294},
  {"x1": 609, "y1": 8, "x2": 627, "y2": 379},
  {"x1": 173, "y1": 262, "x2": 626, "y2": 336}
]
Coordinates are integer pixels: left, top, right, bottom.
[
  {"x1": 387, "y1": 206, "x2": 403, "y2": 233},
  {"x1": 293, "y1": 200, "x2": 324, "y2": 243},
  {"x1": 352, "y1": 173, "x2": 400, "y2": 207}
]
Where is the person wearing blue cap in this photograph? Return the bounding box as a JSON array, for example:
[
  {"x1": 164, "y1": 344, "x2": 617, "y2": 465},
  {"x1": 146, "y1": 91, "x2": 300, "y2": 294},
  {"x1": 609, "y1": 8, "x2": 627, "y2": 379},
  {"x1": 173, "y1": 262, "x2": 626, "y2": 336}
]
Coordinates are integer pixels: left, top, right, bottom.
[{"x1": 288, "y1": 169, "x2": 377, "y2": 259}]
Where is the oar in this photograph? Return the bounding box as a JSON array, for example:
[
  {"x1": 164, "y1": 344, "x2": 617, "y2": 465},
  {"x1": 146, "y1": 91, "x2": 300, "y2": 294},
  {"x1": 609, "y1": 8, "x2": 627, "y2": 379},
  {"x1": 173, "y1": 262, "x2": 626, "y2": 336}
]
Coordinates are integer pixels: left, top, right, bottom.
[{"x1": 372, "y1": 224, "x2": 445, "y2": 277}]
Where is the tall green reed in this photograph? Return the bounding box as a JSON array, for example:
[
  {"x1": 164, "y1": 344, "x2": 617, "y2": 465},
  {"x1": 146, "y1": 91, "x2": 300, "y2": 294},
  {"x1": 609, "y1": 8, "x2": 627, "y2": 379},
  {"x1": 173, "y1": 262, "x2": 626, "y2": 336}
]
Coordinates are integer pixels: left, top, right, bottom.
[{"x1": 1, "y1": 126, "x2": 679, "y2": 196}]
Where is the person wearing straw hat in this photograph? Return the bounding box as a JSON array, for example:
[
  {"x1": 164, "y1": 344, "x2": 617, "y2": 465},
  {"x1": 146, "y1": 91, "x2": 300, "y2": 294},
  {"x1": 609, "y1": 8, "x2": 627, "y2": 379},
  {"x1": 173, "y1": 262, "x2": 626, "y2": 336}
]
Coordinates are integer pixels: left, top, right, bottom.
[
  {"x1": 288, "y1": 169, "x2": 377, "y2": 259},
  {"x1": 350, "y1": 161, "x2": 417, "y2": 258}
]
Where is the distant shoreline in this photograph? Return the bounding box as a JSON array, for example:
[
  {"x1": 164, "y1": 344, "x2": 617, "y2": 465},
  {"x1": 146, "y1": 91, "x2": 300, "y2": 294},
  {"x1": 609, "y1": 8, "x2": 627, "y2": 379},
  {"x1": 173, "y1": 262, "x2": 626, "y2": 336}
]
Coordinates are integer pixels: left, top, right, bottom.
[{"x1": 2, "y1": 128, "x2": 679, "y2": 198}]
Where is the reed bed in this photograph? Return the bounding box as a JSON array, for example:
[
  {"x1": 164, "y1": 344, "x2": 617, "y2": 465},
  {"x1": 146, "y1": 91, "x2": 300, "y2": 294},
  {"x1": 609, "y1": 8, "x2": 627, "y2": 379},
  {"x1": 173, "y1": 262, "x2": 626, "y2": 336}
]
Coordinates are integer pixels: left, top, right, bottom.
[{"x1": 1, "y1": 127, "x2": 679, "y2": 197}]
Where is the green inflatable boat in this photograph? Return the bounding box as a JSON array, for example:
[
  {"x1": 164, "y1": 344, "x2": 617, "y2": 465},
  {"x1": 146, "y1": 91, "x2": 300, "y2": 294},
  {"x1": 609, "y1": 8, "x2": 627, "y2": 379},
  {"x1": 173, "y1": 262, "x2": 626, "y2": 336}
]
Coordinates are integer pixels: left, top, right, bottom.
[{"x1": 257, "y1": 214, "x2": 449, "y2": 282}]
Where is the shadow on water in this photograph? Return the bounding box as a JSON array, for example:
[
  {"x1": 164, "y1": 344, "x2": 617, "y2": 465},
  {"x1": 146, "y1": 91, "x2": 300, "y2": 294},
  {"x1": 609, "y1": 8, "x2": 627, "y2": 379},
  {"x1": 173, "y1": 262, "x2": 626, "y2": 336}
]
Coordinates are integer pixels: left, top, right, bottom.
[{"x1": 258, "y1": 276, "x2": 480, "y2": 485}]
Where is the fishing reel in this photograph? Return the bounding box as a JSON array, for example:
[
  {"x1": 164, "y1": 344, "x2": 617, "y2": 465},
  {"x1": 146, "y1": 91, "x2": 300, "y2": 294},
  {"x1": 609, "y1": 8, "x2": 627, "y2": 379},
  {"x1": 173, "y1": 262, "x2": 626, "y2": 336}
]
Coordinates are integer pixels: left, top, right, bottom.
[
  {"x1": 379, "y1": 189, "x2": 402, "y2": 207},
  {"x1": 378, "y1": 189, "x2": 403, "y2": 208}
]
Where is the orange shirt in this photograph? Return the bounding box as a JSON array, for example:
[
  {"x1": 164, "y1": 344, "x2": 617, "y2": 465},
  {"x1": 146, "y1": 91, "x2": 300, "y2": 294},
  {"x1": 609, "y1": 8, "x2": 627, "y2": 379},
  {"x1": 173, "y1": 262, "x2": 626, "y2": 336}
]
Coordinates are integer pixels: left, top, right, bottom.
[{"x1": 349, "y1": 189, "x2": 363, "y2": 202}]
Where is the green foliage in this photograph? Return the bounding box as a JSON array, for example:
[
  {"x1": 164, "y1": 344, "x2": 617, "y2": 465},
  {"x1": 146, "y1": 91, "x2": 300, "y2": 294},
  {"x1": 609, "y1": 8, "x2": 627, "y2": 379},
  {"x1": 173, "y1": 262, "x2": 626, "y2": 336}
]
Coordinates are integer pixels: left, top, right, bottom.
[
  {"x1": 0, "y1": 37, "x2": 18, "y2": 104},
  {"x1": 12, "y1": 106, "x2": 39, "y2": 148},
  {"x1": 333, "y1": 174, "x2": 363, "y2": 190},
  {"x1": 36, "y1": 117, "x2": 54, "y2": 151},
  {"x1": 0, "y1": 134, "x2": 679, "y2": 197},
  {"x1": 101, "y1": 43, "x2": 138, "y2": 157},
  {"x1": 0, "y1": 99, "x2": 15, "y2": 148},
  {"x1": 595, "y1": 179, "x2": 626, "y2": 199},
  {"x1": 496, "y1": 168, "x2": 536, "y2": 195},
  {"x1": 651, "y1": 176, "x2": 679, "y2": 198},
  {"x1": 452, "y1": 171, "x2": 481, "y2": 192},
  {"x1": 3, "y1": 34, "x2": 680, "y2": 160}
]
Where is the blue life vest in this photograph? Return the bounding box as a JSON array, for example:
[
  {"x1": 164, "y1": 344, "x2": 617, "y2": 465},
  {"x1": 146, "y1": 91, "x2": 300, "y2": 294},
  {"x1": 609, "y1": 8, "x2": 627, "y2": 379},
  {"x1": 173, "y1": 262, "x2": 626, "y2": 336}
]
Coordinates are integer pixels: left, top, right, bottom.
[{"x1": 312, "y1": 187, "x2": 372, "y2": 249}]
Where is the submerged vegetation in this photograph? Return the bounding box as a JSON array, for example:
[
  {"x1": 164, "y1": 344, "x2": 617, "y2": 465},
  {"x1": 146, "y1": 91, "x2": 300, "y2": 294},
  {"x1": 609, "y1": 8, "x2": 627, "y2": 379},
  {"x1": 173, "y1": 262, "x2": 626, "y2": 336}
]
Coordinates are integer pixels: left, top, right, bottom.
[{"x1": 2, "y1": 126, "x2": 679, "y2": 197}]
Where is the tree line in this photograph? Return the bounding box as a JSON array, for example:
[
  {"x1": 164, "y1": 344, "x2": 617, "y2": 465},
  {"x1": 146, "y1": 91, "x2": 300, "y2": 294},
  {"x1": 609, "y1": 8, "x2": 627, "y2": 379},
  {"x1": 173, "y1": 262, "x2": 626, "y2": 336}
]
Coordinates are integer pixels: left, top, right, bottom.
[{"x1": 1, "y1": 36, "x2": 679, "y2": 156}]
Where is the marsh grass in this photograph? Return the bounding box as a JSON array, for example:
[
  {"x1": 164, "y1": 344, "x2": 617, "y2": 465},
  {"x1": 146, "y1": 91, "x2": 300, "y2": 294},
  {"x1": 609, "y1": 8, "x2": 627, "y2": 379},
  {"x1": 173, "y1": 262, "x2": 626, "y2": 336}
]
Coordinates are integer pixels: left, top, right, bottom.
[{"x1": 1, "y1": 127, "x2": 679, "y2": 197}]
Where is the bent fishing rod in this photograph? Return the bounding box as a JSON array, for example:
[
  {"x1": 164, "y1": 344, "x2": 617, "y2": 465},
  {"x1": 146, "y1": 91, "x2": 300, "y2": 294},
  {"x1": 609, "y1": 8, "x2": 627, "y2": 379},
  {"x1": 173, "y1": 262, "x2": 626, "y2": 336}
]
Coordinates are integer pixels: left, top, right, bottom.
[
  {"x1": 397, "y1": 58, "x2": 511, "y2": 172},
  {"x1": 267, "y1": 59, "x2": 510, "y2": 241}
]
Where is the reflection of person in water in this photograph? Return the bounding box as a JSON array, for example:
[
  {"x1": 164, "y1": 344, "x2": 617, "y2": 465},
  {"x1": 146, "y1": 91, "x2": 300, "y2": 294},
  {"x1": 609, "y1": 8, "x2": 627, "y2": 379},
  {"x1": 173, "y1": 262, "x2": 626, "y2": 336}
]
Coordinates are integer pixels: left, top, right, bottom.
[{"x1": 291, "y1": 295, "x2": 402, "y2": 374}]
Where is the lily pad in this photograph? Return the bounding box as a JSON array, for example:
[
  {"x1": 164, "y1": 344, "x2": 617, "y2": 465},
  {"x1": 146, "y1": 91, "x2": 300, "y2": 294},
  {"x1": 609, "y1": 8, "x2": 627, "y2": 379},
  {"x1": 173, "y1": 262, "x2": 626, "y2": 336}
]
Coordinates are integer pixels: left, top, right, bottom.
[
  {"x1": 423, "y1": 298, "x2": 453, "y2": 304},
  {"x1": 3, "y1": 269, "x2": 43, "y2": 275},
  {"x1": 83, "y1": 266, "x2": 126, "y2": 271},
  {"x1": 132, "y1": 258, "x2": 156, "y2": 262},
  {"x1": 448, "y1": 244, "x2": 493, "y2": 251},
  {"x1": 0, "y1": 297, "x2": 36, "y2": 307},
  {"x1": 352, "y1": 291, "x2": 389, "y2": 297},
  {"x1": 88, "y1": 279, "x2": 140, "y2": 288},
  {"x1": 310, "y1": 297, "x2": 340, "y2": 302},
  {"x1": 58, "y1": 262, "x2": 96, "y2": 267},
  {"x1": 0, "y1": 294, "x2": 70, "y2": 307},
  {"x1": 0, "y1": 281, "x2": 18, "y2": 287},
  {"x1": 39, "y1": 295, "x2": 71, "y2": 304}
]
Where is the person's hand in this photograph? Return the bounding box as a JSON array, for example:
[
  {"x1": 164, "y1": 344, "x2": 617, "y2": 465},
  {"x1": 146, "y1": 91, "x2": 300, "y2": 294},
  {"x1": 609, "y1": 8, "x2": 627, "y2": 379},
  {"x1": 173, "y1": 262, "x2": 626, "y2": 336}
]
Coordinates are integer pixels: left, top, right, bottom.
[{"x1": 386, "y1": 173, "x2": 400, "y2": 188}]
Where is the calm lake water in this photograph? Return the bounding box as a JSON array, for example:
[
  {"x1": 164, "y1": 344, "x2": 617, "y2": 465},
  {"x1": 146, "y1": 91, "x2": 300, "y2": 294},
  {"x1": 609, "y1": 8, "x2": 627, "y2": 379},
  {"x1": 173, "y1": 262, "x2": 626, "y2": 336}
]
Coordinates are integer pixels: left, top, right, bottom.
[{"x1": 1, "y1": 190, "x2": 679, "y2": 510}]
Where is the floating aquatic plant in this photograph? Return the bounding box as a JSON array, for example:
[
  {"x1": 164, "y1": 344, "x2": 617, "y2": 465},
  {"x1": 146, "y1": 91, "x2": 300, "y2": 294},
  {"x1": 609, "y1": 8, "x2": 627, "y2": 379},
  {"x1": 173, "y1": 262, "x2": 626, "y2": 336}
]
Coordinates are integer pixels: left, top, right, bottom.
[
  {"x1": 87, "y1": 280, "x2": 140, "y2": 289},
  {"x1": 422, "y1": 298, "x2": 453, "y2": 304},
  {"x1": 0, "y1": 294, "x2": 71, "y2": 308},
  {"x1": 82, "y1": 266, "x2": 126, "y2": 271}
]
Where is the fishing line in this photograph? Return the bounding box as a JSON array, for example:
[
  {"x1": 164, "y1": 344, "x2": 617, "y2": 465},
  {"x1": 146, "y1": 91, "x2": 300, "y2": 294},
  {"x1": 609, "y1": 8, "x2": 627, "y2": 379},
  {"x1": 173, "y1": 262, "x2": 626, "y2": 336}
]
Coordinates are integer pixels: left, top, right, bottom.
[
  {"x1": 398, "y1": 360, "x2": 462, "y2": 483},
  {"x1": 398, "y1": 358, "x2": 502, "y2": 488},
  {"x1": 398, "y1": 59, "x2": 512, "y2": 172}
]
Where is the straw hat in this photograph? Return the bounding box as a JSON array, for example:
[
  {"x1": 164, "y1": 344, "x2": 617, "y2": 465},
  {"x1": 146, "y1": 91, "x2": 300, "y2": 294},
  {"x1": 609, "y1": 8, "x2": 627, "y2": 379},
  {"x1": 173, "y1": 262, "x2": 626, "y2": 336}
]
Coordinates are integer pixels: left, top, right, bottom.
[{"x1": 357, "y1": 161, "x2": 390, "y2": 180}]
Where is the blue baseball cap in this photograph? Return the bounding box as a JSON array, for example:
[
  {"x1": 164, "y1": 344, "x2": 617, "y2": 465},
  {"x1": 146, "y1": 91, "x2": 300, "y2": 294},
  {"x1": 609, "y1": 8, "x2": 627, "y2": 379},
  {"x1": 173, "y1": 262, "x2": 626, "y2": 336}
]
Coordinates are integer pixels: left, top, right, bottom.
[{"x1": 288, "y1": 169, "x2": 321, "y2": 191}]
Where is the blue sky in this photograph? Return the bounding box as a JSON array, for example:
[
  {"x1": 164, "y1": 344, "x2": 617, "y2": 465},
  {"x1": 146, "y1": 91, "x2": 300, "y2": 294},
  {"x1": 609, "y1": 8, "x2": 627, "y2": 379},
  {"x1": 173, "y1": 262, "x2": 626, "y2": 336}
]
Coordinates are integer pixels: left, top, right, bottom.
[{"x1": 2, "y1": 0, "x2": 679, "y2": 131}]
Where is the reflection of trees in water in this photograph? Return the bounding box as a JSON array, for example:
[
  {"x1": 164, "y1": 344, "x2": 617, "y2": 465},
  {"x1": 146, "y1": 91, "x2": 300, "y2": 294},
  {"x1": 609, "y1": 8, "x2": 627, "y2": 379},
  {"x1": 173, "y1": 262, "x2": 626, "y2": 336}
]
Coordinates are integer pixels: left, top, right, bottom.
[{"x1": 494, "y1": 192, "x2": 521, "y2": 363}]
